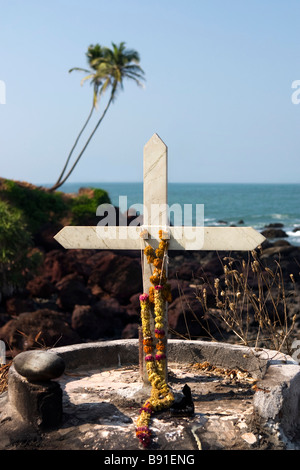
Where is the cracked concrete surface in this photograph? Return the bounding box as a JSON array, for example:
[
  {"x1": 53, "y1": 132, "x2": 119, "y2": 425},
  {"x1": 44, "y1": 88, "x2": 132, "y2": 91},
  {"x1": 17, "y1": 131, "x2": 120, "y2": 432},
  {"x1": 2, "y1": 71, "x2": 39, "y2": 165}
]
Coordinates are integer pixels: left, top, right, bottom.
[{"x1": 1, "y1": 339, "x2": 300, "y2": 450}]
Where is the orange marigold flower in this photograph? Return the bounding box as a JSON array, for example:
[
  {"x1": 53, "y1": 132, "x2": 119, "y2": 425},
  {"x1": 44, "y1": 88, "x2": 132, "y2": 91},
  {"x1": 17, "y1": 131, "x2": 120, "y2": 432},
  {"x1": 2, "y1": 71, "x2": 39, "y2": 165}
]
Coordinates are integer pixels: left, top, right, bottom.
[
  {"x1": 153, "y1": 258, "x2": 163, "y2": 269},
  {"x1": 144, "y1": 246, "x2": 156, "y2": 263},
  {"x1": 150, "y1": 274, "x2": 160, "y2": 285},
  {"x1": 158, "y1": 240, "x2": 167, "y2": 251},
  {"x1": 144, "y1": 246, "x2": 155, "y2": 256},
  {"x1": 156, "y1": 341, "x2": 165, "y2": 351},
  {"x1": 149, "y1": 286, "x2": 155, "y2": 303},
  {"x1": 143, "y1": 338, "x2": 153, "y2": 346},
  {"x1": 155, "y1": 248, "x2": 164, "y2": 259}
]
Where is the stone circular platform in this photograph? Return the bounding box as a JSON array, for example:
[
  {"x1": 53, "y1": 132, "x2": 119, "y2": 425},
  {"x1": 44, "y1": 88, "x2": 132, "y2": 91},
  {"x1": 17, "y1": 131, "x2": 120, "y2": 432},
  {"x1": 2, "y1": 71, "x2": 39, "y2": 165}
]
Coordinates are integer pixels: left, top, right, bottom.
[{"x1": 1, "y1": 339, "x2": 300, "y2": 450}]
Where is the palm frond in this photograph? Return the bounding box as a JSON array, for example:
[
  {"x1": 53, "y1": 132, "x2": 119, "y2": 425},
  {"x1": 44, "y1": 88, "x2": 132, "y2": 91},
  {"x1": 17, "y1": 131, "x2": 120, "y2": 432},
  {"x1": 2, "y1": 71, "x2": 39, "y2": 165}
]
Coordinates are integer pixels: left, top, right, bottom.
[
  {"x1": 69, "y1": 67, "x2": 91, "y2": 74},
  {"x1": 80, "y1": 74, "x2": 94, "y2": 86}
]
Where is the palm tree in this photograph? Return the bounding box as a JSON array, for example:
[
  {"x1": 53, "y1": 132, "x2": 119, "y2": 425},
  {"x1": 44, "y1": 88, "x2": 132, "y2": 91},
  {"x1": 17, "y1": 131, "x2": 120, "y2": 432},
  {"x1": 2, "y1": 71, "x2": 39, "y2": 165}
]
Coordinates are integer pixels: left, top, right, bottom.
[
  {"x1": 51, "y1": 44, "x2": 106, "y2": 190},
  {"x1": 50, "y1": 42, "x2": 145, "y2": 191}
]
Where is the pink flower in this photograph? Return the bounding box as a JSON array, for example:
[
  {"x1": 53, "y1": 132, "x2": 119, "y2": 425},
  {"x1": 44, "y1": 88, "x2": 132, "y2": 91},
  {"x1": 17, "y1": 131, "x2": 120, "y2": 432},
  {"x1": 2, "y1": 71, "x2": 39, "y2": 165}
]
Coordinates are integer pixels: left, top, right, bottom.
[
  {"x1": 155, "y1": 353, "x2": 166, "y2": 361},
  {"x1": 155, "y1": 285, "x2": 163, "y2": 290},
  {"x1": 145, "y1": 354, "x2": 154, "y2": 361},
  {"x1": 139, "y1": 293, "x2": 149, "y2": 302},
  {"x1": 155, "y1": 328, "x2": 165, "y2": 335}
]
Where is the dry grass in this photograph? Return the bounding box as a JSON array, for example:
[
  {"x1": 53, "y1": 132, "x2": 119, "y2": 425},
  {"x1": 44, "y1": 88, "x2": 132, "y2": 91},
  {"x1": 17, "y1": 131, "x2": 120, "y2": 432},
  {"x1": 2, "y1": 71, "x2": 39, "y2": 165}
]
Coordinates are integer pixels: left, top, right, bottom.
[
  {"x1": 194, "y1": 248, "x2": 298, "y2": 355},
  {"x1": 0, "y1": 361, "x2": 12, "y2": 393}
]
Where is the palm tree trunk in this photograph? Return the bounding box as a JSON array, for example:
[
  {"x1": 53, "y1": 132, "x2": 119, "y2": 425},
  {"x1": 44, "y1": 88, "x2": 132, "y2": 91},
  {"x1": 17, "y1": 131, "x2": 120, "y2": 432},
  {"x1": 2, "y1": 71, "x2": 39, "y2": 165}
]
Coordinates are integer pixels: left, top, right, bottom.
[
  {"x1": 51, "y1": 91, "x2": 115, "y2": 191},
  {"x1": 50, "y1": 104, "x2": 95, "y2": 191}
]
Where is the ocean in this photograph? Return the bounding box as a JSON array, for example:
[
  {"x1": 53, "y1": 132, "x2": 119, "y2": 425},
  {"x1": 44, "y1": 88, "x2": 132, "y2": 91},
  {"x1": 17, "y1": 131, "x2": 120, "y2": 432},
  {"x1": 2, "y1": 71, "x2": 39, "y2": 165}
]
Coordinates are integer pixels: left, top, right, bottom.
[{"x1": 57, "y1": 182, "x2": 300, "y2": 246}]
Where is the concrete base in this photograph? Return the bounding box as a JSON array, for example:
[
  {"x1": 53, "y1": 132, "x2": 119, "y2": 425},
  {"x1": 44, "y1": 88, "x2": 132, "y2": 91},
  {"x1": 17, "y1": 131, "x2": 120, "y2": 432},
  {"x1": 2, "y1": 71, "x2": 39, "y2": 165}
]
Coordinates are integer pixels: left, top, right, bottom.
[
  {"x1": 8, "y1": 366, "x2": 63, "y2": 429},
  {"x1": 7, "y1": 338, "x2": 300, "y2": 445}
]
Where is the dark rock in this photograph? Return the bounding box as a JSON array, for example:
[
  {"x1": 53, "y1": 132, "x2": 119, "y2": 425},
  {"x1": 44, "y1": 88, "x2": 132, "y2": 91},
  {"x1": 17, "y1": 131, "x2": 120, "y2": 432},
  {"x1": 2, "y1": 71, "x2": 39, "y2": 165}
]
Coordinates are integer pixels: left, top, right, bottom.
[
  {"x1": 168, "y1": 291, "x2": 217, "y2": 339},
  {"x1": 34, "y1": 222, "x2": 64, "y2": 251},
  {"x1": 0, "y1": 309, "x2": 81, "y2": 356},
  {"x1": 56, "y1": 273, "x2": 91, "y2": 311},
  {"x1": 199, "y1": 256, "x2": 225, "y2": 279},
  {"x1": 265, "y1": 223, "x2": 284, "y2": 228},
  {"x1": 0, "y1": 313, "x2": 11, "y2": 328},
  {"x1": 13, "y1": 350, "x2": 65, "y2": 382},
  {"x1": 43, "y1": 249, "x2": 92, "y2": 284},
  {"x1": 42, "y1": 250, "x2": 68, "y2": 283},
  {"x1": 71, "y1": 305, "x2": 101, "y2": 340},
  {"x1": 173, "y1": 261, "x2": 200, "y2": 281},
  {"x1": 26, "y1": 276, "x2": 56, "y2": 299},
  {"x1": 121, "y1": 323, "x2": 139, "y2": 339},
  {"x1": 168, "y1": 279, "x2": 190, "y2": 301},
  {"x1": 261, "y1": 245, "x2": 297, "y2": 258},
  {"x1": 261, "y1": 228, "x2": 288, "y2": 239},
  {"x1": 5, "y1": 296, "x2": 35, "y2": 315},
  {"x1": 273, "y1": 240, "x2": 291, "y2": 247},
  {"x1": 125, "y1": 293, "x2": 142, "y2": 320},
  {"x1": 93, "y1": 298, "x2": 129, "y2": 338},
  {"x1": 87, "y1": 252, "x2": 142, "y2": 301},
  {"x1": 293, "y1": 227, "x2": 300, "y2": 233}
]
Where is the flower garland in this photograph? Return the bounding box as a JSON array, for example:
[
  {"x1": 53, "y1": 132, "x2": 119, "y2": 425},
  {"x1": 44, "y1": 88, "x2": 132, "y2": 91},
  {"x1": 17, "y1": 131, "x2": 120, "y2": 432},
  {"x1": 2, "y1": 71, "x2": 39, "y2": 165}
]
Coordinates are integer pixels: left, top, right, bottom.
[{"x1": 135, "y1": 230, "x2": 174, "y2": 448}]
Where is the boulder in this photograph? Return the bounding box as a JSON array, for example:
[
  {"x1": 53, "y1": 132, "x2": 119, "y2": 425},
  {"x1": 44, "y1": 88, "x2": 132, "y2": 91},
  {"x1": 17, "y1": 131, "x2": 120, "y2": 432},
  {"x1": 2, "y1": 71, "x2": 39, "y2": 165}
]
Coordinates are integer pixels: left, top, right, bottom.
[
  {"x1": 5, "y1": 296, "x2": 35, "y2": 315},
  {"x1": 56, "y1": 273, "x2": 92, "y2": 311},
  {"x1": 71, "y1": 304, "x2": 101, "y2": 340},
  {"x1": 125, "y1": 293, "x2": 142, "y2": 320},
  {"x1": 261, "y1": 228, "x2": 288, "y2": 239},
  {"x1": 0, "y1": 309, "x2": 81, "y2": 356},
  {"x1": 42, "y1": 249, "x2": 93, "y2": 284},
  {"x1": 13, "y1": 350, "x2": 65, "y2": 382},
  {"x1": 87, "y1": 252, "x2": 142, "y2": 301},
  {"x1": 26, "y1": 276, "x2": 56, "y2": 299},
  {"x1": 264, "y1": 223, "x2": 284, "y2": 228},
  {"x1": 93, "y1": 298, "x2": 129, "y2": 338},
  {"x1": 168, "y1": 291, "x2": 218, "y2": 339},
  {"x1": 173, "y1": 261, "x2": 201, "y2": 281},
  {"x1": 199, "y1": 256, "x2": 225, "y2": 279},
  {"x1": 121, "y1": 323, "x2": 139, "y2": 339},
  {"x1": 168, "y1": 279, "x2": 191, "y2": 301},
  {"x1": 34, "y1": 222, "x2": 64, "y2": 252}
]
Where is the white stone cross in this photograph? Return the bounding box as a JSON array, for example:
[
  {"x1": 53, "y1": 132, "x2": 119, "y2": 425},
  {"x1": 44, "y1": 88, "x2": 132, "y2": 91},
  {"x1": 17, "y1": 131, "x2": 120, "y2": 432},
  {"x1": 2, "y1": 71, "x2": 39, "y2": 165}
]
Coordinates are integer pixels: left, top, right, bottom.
[{"x1": 54, "y1": 133, "x2": 265, "y2": 382}]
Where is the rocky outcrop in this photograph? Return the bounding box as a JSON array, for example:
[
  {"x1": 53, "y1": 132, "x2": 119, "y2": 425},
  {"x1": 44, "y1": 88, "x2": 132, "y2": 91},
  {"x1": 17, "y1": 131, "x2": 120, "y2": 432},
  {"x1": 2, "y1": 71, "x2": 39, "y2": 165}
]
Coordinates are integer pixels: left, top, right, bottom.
[
  {"x1": 0, "y1": 309, "x2": 81, "y2": 356},
  {"x1": 261, "y1": 228, "x2": 288, "y2": 239},
  {"x1": 0, "y1": 235, "x2": 299, "y2": 358}
]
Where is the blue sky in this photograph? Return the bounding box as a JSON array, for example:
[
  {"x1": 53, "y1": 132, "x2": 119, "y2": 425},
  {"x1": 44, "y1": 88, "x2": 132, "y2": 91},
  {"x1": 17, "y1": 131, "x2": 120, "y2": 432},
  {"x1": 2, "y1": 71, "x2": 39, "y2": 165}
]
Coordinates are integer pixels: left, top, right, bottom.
[{"x1": 1, "y1": 0, "x2": 300, "y2": 184}]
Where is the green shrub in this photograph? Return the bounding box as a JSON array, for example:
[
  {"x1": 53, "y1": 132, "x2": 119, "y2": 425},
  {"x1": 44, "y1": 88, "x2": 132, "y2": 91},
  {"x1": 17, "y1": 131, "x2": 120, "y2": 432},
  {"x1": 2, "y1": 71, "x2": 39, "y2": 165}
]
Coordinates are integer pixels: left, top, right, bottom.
[
  {"x1": 0, "y1": 200, "x2": 42, "y2": 297},
  {"x1": 0, "y1": 180, "x2": 111, "y2": 233},
  {"x1": 1, "y1": 180, "x2": 68, "y2": 233},
  {"x1": 70, "y1": 188, "x2": 111, "y2": 225}
]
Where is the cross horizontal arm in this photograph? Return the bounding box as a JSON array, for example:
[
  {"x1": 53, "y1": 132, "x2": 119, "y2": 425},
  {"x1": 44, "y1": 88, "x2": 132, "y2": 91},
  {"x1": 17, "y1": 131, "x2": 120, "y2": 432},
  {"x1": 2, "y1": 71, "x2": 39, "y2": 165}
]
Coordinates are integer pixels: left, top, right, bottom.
[{"x1": 54, "y1": 226, "x2": 265, "y2": 251}]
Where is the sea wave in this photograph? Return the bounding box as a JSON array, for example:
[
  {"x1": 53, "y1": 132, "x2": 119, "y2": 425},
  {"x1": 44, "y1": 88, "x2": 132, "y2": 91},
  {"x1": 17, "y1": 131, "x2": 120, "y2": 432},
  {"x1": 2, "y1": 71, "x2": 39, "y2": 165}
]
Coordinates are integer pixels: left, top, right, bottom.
[
  {"x1": 286, "y1": 230, "x2": 300, "y2": 238},
  {"x1": 270, "y1": 213, "x2": 290, "y2": 220}
]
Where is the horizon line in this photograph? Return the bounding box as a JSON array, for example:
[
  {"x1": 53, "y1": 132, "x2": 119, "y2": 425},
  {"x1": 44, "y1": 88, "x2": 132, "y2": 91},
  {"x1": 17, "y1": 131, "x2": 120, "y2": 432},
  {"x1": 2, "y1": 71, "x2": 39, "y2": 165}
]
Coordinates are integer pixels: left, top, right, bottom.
[{"x1": 40, "y1": 181, "x2": 300, "y2": 186}]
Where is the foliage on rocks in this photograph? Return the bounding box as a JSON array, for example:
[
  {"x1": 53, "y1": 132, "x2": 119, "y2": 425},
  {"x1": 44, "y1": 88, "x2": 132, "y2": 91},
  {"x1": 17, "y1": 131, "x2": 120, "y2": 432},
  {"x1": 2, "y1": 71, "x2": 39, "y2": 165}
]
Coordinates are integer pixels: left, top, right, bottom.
[{"x1": 0, "y1": 200, "x2": 42, "y2": 297}]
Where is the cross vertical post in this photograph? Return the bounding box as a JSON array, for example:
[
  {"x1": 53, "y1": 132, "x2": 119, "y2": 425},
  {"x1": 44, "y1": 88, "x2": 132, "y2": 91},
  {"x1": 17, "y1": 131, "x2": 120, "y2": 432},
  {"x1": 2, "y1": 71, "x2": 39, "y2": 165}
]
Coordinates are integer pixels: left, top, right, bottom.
[{"x1": 141, "y1": 133, "x2": 168, "y2": 383}]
